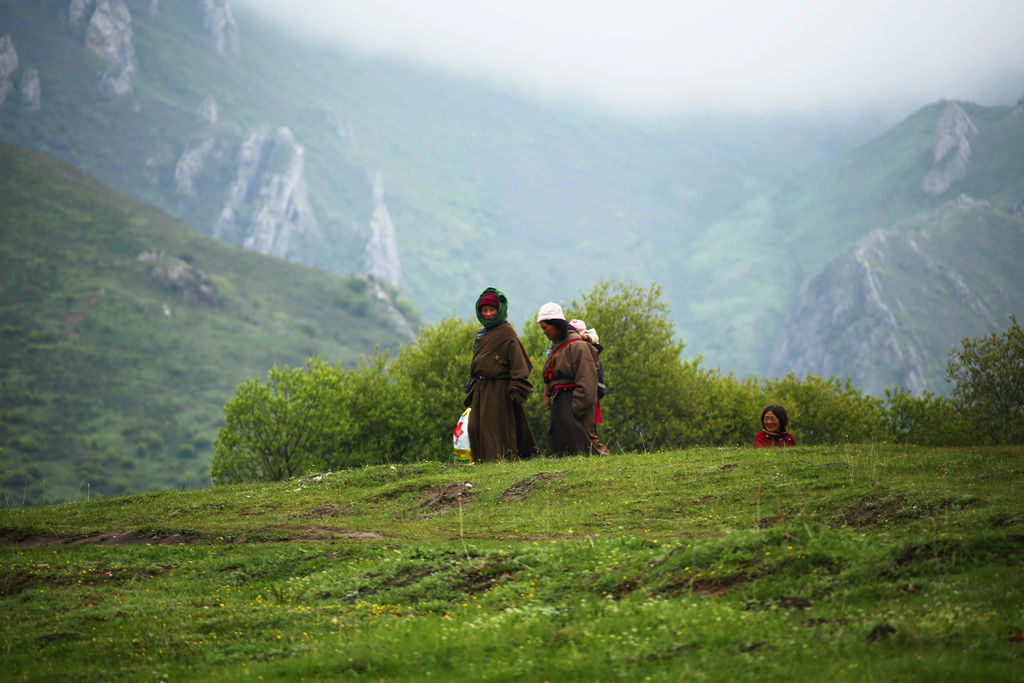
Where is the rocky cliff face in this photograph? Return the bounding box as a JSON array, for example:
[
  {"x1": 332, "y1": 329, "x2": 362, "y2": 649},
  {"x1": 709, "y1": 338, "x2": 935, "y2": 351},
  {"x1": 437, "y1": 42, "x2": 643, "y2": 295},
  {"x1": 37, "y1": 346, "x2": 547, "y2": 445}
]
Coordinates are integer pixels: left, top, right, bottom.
[
  {"x1": 363, "y1": 172, "x2": 403, "y2": 288},
  {"x1": 68, "y1": 0, "x2": 138, "y2": 96},
  {"x1": 172, "y1": 96, "x2": 235, "y2": 194},
  {"x1": 922, "y1": 102, "x2": 978, "y2": 197},
  {"x1": 770, "y1": 197, "x2": 1024, "y2": 395},
  {"x1": 360, "y1": 275, "x2": 416, "y2": 342},
  {"x1": 0, "y1": 34, "x2": 40, "y2": 111},
  {"x1": 211, "y1": 125, "x2": 320, "y2": 260},
  {"x1": 18, "y1": 68, "x2": 41, "y2": 111},
  {"x1": 322, "y1": 106, "x2": 356, "y2": 144},
  {"x1": 197, "y1": 0, "x2": 241, "y2": 58},
  {"x1": 0, "y1": 34, "x2": 18, "y2": 106},
  {"x1": 770, "y1": 229, "x2": 928, "y2": 394},
  {"x1": 196, "y1": 95, "x2": 218, "y2": 124}
]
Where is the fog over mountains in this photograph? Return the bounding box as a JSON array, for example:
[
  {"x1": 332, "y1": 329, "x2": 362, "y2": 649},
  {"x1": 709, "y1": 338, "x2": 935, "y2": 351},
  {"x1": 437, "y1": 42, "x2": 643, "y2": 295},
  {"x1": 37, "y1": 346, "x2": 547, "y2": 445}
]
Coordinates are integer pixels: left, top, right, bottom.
[{"x1": 2, "y1": 0, "x2": 1023, "y2": 397}]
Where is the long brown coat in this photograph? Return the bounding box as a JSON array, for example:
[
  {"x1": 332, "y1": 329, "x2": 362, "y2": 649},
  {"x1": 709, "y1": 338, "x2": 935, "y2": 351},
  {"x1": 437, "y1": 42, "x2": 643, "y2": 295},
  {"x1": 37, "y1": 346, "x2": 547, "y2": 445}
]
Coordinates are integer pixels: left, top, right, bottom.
[
  {"x1": 541, "y1": 330, "x2": 602, "y2": 456},
  {"x1": 464, "y1": 322, "x2": 538, "y2": 462}
]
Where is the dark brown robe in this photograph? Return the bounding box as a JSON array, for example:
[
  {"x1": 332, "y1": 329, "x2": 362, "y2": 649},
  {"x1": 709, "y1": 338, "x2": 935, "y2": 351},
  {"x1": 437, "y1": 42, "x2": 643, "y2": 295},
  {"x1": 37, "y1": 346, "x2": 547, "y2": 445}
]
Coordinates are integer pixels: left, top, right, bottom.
[
  {"x1": 542, "y1": 330, "x2": 603, "y2": 456},
  {"x1": 464, "y1": 322, "x2": 538, "y2": 462}
]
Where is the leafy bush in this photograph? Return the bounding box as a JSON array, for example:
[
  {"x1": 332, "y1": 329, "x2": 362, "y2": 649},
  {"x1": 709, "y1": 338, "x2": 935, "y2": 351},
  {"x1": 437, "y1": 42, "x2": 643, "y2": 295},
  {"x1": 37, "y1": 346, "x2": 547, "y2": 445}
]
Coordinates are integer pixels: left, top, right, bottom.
[
  {"x1": 212, "y1": 321, "x2": 477, "y2": 484},
  {"x1": 565, "y1": 280, "x2": 706, "y2": 451},
  {"x1": 518, "y1": 280, "x2": 739, "y2": 452},
  {"x1": 212, "y1": 359, "x2": 348, "y2": 483},
  {"x1": 387, "y1": 316, "x2": 477, "y2": 458},
  {"x1": 761, "y1": 373, "x2": 884, "y2": 444},
  {"x1": 946, "y1": 315, "x2": 1024, "y2": 444},
  {"x1": 881, "y1": 386, "x2": 969, "y2": 446}
]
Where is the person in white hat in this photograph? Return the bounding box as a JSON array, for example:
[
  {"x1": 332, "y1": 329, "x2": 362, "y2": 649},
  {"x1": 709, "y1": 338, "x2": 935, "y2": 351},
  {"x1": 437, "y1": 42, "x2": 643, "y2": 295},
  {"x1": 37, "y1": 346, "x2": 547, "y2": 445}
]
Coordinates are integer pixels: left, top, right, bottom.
[{"x1": 537, "y1": 302, "x2": 607, "y2": 456}]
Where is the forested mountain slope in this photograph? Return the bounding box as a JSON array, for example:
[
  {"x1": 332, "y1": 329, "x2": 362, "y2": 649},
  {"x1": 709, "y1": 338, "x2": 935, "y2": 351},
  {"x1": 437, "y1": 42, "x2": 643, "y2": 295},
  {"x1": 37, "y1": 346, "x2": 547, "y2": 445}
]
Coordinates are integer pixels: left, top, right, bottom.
[
  {"x1": 0, "y1": 0, "x2": 879, "y2": 372},
  {"x1": 0, "y1": 143, "x2": 415, "y2": 505},
  {"x1": 1, "y1": 0, "x2": 1021, "y2": 393}
]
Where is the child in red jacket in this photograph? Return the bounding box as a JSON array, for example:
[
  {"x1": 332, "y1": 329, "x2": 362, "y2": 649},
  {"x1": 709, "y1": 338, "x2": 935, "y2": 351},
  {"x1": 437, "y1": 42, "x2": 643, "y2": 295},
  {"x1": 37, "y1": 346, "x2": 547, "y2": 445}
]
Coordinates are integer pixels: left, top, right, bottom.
[{"x1": 754, "y1": 404, "x2": 796, "y2": 447}]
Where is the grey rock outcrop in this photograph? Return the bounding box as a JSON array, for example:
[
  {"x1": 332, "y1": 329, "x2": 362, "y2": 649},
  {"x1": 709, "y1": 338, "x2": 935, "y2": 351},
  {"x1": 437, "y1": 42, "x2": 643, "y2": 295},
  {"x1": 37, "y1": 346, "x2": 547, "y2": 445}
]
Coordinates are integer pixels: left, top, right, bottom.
[
  {"x1": 69, "y1": 0, "x2": 138, "y2": 96},
  {"x1": 196, "y1": 95, "x2": 218, "y2": 123},
  {"x1": 0, "y1": 35, "x2": 18, "y2": 81},
  {"x1": 173, "y1": 102, "x2": 239, "y2": 196},
  {"x1": 922, "y1": 102, "x2": 978, "y2": 196},
  {"x1": 198, "y1": 0, "x2": 241, "y2": 58},
  {"x1": 770, "y1": 197, "x2": 1023, "y2": 396},
  {"x1": 360, "y1": 274, "x2": 416, "y2": 342},
  {"x1": 19, "y1": 68, "x2": 41, "y2": 111},
  {"x1": 322, "y1": 106, "x2": 356, "y2": 144},
  {"x1": 363, "y1": 172, "x2": 403, "y2": 288},
  {"x1": 173, "y1": 97, "x2": 222, "y2": 193},
  {"x1": 0, "y1": 34, "x2": 18, "y2": 107},
  {"x1": 68, "y1": 0, "x2": 95, "y2": 29},
  {"x1": 213, "y1": 125, "x2": 319, "y2": 259},
  {"x1": 771, "y1": 229, "x2": 928, "y2": 395},
  {"x1": 174, "y1": 136, "x2": 216, "y2": 195},
  {"x1": 137, "y1": 250, "x2": 219, "y2": 305}
]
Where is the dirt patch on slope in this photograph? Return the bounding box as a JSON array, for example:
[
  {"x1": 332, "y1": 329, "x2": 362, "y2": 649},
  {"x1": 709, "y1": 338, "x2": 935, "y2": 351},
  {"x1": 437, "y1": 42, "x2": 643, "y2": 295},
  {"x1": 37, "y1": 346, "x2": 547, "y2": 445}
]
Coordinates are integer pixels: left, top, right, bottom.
[
  {"x1": 0, "y1": 526, "x2": 384, "y2": 547},
  {"x1": 286, "y1": 504, "x2": 354, "y2": 519},
  {"x1": 0, "y1": 529, "x2": 204, "y2": 548},
  {"x1": 417, "y1": 482, "x2": 476, "y2": 517},
  {"x1": 834, "y1": 490, "x2": 919, "y2": 528},
  {"x1": 258, "y1": 525, "x2": 384, "y2": 541},
  {"x1": 500, "y1": 471, "x2": 566, "y2": 502}
]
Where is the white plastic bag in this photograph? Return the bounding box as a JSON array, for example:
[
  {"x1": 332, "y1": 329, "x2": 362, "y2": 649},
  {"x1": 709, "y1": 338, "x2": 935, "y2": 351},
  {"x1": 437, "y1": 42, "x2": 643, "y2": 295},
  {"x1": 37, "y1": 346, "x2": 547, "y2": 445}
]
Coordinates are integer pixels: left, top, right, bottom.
[{"x1": 453, "y1": 407, "x2": 473, "y2": 464}]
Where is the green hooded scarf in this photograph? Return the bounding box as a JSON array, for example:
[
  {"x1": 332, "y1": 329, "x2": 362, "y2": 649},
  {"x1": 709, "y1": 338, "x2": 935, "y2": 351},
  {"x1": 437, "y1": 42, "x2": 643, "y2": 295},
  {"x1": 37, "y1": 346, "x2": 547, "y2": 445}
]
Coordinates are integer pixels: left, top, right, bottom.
[{"x1": 475, "y1": 287, "x2": 509, "y2": 329}]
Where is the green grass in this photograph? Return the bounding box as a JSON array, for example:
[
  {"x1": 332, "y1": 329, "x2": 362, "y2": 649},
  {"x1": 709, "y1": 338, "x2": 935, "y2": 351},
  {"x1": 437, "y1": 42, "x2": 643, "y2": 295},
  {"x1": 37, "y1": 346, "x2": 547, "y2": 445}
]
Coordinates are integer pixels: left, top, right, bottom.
[{"x1": 2, "y1": 444, "x2": 1022, "y2": 680}]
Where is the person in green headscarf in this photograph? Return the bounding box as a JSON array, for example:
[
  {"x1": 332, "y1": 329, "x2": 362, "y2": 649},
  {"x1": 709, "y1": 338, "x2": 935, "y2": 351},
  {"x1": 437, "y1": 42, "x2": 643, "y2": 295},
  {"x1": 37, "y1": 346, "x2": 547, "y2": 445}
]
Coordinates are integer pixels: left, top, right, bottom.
[{"x1": 464, "y1": 287, "x2": 539, "y2": 462}]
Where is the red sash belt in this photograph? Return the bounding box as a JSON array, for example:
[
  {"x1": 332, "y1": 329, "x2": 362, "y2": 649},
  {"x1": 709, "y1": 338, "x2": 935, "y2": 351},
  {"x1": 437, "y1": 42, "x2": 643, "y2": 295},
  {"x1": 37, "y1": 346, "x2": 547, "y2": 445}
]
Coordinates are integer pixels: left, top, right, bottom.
[{"x1": 550, "y1": 383, "x2": 576, "y2": 395}]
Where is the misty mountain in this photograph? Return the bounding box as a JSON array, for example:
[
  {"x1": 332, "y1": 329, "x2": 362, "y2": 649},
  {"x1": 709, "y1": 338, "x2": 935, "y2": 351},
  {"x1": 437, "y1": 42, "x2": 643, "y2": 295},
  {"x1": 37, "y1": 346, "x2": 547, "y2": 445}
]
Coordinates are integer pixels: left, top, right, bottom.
[
  {"x1": 767, "y1": 101, "x2": 1024, "y2": 394},
  {"x1": 1, "y1": 0, "x2": 1022, "y2": 397}
]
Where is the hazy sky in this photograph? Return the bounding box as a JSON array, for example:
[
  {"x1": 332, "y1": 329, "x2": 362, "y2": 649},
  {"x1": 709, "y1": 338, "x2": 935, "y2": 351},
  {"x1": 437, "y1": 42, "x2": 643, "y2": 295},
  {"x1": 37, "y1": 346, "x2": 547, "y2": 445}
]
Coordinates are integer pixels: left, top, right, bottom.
[{"x1": 235, "y1": 0, "x2": 1024, "y2": 117}]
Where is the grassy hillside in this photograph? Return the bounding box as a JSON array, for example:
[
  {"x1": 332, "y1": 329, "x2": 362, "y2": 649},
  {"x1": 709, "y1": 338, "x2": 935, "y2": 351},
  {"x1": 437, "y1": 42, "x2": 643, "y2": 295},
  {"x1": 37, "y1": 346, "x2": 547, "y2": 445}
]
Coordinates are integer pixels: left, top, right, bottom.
[
  {"x1": 0, "y1": 143, "x2": 416, "y2": 506},
  {"x1": 1, "y1": 444, "x2": 1022, "y2": 680}
]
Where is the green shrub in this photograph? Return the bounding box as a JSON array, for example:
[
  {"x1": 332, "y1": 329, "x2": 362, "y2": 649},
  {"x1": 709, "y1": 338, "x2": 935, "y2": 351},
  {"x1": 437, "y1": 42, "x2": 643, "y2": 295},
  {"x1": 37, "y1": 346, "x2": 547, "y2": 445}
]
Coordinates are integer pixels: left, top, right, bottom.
[
  {"x1": 881, "y1": 386, "x2": 969, "y2": 446},
  {"x1": 946, "y1": 315, "x2": 1024, "y2": 444},
  {"x1": 761, "y1": 373, "x2": 884, "y2": 444},
  {"x1": 212, "y1": 358, "x2": 348, "y2": 483},
  {"x1": 520, "y1": 280, "x2": 712, "y2": 452},
  {"x1": 9, "y1": 435, "x2": 42, "y2": 452},
  {"x1": 387, "y1": 316, "x2": 477, "y2": 460}
]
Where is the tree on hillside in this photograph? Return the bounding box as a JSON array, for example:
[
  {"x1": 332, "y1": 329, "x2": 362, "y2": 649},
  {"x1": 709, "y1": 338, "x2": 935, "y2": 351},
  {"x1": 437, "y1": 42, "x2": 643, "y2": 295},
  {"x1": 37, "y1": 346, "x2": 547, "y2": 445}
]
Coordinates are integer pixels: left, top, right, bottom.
[
  {"x1": 763, "y1": 373, "x2": 883, "y2": 444},
  {"x1": 211, "y1": 359, "x2": 346, "y2": 484},
  {"x1": 521, "y1": 280, "x2": 716, "y2": 451},
  {"x1": 212, "y1": 321, "x2": 477, "y2": 484},
  {"x1": 946, "y1": 316, "x2": 1024, "y2": 444},
  {"x1": 881, "y1": 387, "x2": 969, "y2": 446},
  {"x1": 387, "y1": 316, "x2": 477, "y2": 452}
]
